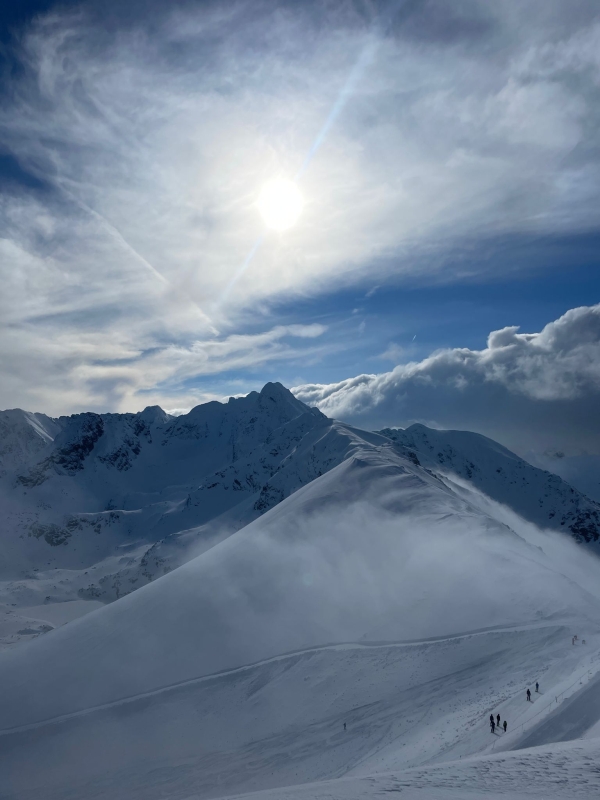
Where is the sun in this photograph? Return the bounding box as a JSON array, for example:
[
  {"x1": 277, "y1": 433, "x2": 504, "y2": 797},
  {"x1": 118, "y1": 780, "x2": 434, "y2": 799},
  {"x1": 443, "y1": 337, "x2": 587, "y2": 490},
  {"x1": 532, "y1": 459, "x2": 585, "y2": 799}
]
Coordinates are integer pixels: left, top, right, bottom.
[{"x1": 258, "y1": 178, "x2": 303, "y2": 231}]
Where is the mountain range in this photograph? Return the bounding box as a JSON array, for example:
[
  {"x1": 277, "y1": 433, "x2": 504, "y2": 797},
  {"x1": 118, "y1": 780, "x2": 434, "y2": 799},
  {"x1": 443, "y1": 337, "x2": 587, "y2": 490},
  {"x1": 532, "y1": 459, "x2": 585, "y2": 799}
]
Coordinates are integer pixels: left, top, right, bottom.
[{"x1": 1, "y1": 382, "x2": 600, "y2": 648}]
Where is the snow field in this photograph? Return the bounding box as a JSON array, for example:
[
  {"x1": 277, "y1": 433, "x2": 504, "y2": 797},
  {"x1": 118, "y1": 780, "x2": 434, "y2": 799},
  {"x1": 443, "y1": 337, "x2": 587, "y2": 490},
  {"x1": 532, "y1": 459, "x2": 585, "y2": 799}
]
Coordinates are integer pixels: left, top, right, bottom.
[
  {"x1": 217, "y1": 737, "x2": 600, "y2": 800},
  {"x1": 2, "y1": 623, "x2": 599, "y2": 799}
]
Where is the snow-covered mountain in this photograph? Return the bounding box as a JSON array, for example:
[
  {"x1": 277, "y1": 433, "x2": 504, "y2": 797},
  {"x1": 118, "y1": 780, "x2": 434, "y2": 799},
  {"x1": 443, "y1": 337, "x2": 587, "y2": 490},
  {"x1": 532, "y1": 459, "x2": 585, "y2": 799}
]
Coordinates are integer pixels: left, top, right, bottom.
[
  {"x1": 0, "y1": 384, "x2": 392, "y2": 644},
  {"x1": 377, "y1": 424, "x2": 600, "y2": 545},
  {"x1": 2, "y1": 384, "x2": 600, "y2": 651}
]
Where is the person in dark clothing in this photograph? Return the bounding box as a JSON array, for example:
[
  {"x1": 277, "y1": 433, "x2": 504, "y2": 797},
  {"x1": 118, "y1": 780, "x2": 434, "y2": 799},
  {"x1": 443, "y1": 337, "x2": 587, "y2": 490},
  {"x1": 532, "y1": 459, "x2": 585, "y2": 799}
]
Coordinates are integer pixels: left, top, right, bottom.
[
  {"x1": 490, "y1": 714, "x2": 494, "y2": 725},
  {"x1": 496, "y1": 714, "x2": 500, "y2": 727},
  {"x1": 490, "y1": 719, "x2": 495, "y2": 733},
  {"x1": 343, "y1": 723, "x2": 346, "y2": 731},
  {"x1": 536, "y1": 682, "x2": 539, "y2": 692},
  {"x1": 503, "y1": 720, "x2": 507, "y2": 732},
  {"x1": 527, "y1": 688, "x2": 531, "y2": 701}
]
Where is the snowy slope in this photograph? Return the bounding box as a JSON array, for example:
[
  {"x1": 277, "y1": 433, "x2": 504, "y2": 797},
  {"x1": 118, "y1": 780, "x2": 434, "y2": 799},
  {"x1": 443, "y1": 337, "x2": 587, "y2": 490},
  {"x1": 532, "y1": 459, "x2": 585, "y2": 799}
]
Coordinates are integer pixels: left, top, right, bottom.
[
  {"x1": 2, "y1": 436, "x2": 599, "y2": 727},
  {"x1": 378, "y1": 424, "x2": 600, "y2": 544},
  {"x1": 2, "y1": 423, "x2": 600, "y2": 799},
  {"x1": 214, "y1": 738, "x2": 600, "y2": 800},
  {"x1": 3, "y1": 625, "x2": 600, "y2": 800}
]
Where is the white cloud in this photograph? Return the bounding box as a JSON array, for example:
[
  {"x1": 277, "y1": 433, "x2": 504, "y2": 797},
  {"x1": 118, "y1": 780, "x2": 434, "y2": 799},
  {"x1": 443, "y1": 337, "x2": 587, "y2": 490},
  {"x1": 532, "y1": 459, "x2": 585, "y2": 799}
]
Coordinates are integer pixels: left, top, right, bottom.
[{"x1": 293, "y1": 305, "x2": 600, "y2": 454}]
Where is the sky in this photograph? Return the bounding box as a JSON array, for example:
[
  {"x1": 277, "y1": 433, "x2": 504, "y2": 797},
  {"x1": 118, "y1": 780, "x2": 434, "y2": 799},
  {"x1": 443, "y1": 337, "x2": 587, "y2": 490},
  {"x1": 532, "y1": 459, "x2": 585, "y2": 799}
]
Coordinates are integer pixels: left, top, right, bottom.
[{"x1": 0, "y1": 0, "x2": 599, "y2": 453}]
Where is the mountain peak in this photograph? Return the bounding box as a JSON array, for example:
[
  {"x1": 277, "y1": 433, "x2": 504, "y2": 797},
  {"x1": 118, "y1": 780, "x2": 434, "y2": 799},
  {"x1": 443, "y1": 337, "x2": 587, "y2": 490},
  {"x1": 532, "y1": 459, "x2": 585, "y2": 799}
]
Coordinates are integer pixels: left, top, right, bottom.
[
  {"x1": 259, "y1": 381, "x2": 292, "y2": 396},
  {"x1": 137, "y1": 405, "x2": 170, "y2": 425},
  {"x1": 258, "y1": 382, "x2": 312, "y2": 415}
]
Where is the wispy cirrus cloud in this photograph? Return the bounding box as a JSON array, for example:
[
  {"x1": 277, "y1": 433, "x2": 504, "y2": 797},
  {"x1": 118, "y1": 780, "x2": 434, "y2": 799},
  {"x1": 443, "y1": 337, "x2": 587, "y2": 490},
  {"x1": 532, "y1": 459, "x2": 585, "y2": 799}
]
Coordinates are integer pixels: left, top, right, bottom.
[
  {"x1": 1, "y1": 1, "x2": 600, "y2": 413},
  {"x1": 1, "y1": 317, "x2": 328, "y2": 415}
]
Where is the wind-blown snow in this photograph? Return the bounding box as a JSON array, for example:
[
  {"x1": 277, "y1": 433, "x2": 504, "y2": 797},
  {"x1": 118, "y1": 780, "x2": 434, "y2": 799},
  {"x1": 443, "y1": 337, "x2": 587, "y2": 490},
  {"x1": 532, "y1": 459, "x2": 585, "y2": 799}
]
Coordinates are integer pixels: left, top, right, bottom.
[{"x1": 377, "y1": 423, "x2": 600, "y2": 544}]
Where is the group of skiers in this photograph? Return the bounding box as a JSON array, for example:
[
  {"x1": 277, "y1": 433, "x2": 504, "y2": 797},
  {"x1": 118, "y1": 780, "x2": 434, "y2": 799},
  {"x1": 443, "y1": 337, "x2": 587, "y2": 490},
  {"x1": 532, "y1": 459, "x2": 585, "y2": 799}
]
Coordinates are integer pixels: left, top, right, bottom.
[
  {"x1": 491, "y1": 682, "x2": 540, "y2": 733},
  {"x1": 489, "y1": 713, "x2": 507, "y2": 734}
]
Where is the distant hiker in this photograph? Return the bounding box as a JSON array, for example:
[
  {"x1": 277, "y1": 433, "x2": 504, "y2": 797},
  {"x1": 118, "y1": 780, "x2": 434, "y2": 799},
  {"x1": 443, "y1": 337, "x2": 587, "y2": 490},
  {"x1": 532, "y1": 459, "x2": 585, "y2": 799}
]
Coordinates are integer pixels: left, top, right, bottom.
[
  {"x1": 535, "y1": 682, "x2": 539, "y2": 693},
  {"x1": 343, "y1": 723, "x2": 346, "y2": 731},
  {"x1": 526, "y1": 688, "x2": 531, "y2": 701},
  {"x1": 503, "y1": 720, "x2": 507, "y2": 733},
  {"x1": 490, "y1": 719, "x2": 495, "y2": 733},
  {"x1": 489, "y1": 714, "x2": 494, "y2": 726},
  {"x1": 496, "y1": 714, "x2": 500, "y2": 727}
]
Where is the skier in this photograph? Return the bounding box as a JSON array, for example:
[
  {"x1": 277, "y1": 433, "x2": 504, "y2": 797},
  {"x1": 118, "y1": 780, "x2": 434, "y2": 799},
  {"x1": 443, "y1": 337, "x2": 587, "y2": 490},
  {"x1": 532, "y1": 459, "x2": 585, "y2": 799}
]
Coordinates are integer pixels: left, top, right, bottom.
[
  {"x1": 490, "y1": 719, "x2": 495, "y2": 733},
  {"x1": 536, "y1": 682, "x2": 539, "y2": 693},
  {"x1": 503, "y1": 720, "x2": 507, "y2": 733},
  {"x1": 526, "y1": 688, "x2": 531, "y2": 702},
  {"x1": 496, "y1": 713, "x2": 500, "y2": 727}
]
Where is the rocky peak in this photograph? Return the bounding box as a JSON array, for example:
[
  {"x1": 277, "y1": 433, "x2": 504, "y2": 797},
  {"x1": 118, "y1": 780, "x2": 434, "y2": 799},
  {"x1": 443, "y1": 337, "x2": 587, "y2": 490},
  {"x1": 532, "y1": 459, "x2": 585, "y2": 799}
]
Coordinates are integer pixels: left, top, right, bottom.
[{"x1": 137, "y1": 406, "x2": 171, "y2": 425}]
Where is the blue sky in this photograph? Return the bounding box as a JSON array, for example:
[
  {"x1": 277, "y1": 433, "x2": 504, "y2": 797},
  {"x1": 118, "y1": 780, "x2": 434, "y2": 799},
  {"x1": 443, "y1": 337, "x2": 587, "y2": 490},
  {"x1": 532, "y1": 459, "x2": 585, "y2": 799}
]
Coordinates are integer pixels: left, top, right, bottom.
[
  {"x1": 0, "y1": 0, "x2": 599, "y2": 452},
  {"x1": 236, "y1": 233, "x2": 600, "y2": 385}
]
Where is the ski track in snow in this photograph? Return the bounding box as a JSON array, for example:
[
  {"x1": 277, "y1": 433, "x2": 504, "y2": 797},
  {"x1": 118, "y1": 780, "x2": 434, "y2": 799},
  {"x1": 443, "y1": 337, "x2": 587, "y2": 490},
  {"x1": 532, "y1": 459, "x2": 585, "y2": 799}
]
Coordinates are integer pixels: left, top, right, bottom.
[{"x1": 0, "y1": 620, "x2": 565, "y2": 736}]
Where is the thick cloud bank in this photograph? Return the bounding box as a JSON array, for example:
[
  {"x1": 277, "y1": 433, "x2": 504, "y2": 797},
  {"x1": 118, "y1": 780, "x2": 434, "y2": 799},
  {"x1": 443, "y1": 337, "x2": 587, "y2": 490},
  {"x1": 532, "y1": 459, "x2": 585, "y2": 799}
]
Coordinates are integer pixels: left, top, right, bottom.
[{"x1": 293, "y1": 305, "x2": 600, "y2": 454}]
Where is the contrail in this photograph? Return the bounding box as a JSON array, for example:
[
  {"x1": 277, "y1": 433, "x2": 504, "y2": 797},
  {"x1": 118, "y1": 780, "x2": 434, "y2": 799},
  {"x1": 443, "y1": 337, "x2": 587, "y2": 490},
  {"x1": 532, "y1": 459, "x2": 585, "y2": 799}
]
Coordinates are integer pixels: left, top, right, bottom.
[
  {"x1": 223, "y1": 0, "x2": 416, "y2": 302},
  {"x1": 57, "y1": 181, "x2": 216, "y2": 330},
  {"x1": 57, "y1": 182, "x2": 169, "y2": 286},
  {"x1": 295, "y1": 36, "x2": 378, "y2": 181},
  {"x1": 297, "y1": 0, "x2": 418, "y2": 179}
]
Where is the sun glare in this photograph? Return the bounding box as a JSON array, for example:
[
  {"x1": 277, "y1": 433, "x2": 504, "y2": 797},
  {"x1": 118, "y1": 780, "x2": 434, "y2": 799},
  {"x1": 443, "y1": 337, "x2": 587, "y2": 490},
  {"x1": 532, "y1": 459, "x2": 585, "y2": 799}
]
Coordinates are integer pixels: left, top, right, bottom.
[{"x1": 258, "y1": 179, "x2": 303, "y2": 231}]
